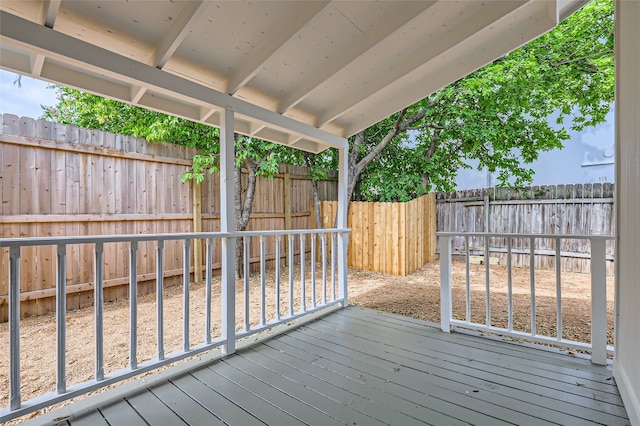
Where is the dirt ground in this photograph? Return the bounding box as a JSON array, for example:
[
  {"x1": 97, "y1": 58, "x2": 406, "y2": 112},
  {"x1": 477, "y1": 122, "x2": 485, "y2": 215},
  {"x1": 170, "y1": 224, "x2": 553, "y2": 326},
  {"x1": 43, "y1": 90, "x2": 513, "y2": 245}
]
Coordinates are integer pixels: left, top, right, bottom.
[{"x1": 0, "y1": 261, "x2": 614, "y2": 424}]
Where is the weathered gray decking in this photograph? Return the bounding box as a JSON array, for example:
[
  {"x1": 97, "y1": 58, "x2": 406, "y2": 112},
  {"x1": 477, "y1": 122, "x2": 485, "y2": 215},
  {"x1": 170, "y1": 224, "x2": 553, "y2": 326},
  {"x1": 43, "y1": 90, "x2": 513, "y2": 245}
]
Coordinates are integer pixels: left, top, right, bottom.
[{"x1": 47, "y1": 307, "x2": 629, "y2": 426}]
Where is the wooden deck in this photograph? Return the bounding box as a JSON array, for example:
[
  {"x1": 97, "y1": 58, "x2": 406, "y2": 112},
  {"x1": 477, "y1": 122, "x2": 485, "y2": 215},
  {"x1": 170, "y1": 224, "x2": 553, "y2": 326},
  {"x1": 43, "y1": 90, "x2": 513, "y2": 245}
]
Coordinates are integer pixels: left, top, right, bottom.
[{"x1": 37, "y1": 307, "x2": 629, "y2": 426}]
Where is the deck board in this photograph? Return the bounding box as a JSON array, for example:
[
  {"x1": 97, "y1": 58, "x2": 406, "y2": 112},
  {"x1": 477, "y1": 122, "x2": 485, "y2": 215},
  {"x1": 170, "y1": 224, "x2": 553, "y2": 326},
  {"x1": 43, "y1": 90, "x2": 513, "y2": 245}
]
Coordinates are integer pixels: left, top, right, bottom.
[
  {"x1": 68, "y1": 410, "x2": 109, "y2": 426},
  {"x1": 311, "y1": 312, "x2": 628, "y2": 425},
  {"x1": 318, "y1": 312, "x2": 626, "y2": 404},
  {"x1": 61, "y1": 306, "x2": 629, "y2": 426},
  {"x1": 150, "y1": 381, "x2": 226, "y2": 426},
  {"x1": 126, "y1": 390, "x2": 189, "y2": 425}
]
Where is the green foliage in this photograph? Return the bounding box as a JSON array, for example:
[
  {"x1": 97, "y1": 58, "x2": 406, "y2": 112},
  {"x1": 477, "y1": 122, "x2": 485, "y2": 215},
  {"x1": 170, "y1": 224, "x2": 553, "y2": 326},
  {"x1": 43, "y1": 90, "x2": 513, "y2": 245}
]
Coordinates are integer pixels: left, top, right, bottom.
[
  {"x1": 353, "y1": 0, "x2": 613, "y2": 201},
  {"x1": 44, "y1": 87, "x2": 220, "y2": 151}
]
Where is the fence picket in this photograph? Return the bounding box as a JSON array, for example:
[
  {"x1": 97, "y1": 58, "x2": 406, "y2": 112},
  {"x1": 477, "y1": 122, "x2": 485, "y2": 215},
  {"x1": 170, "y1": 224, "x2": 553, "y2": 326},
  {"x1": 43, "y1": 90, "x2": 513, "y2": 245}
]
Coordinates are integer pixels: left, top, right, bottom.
[{"x1": 318, "y1": 194, "x2": 437, "y2": 276}]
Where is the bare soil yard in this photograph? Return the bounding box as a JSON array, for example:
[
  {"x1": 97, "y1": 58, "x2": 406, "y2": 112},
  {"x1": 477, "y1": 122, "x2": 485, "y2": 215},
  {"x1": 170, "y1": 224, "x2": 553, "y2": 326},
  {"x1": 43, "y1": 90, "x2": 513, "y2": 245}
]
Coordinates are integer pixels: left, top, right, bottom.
[{"x1": 1, "y1": 261, "x2": 614, "y2": 424}]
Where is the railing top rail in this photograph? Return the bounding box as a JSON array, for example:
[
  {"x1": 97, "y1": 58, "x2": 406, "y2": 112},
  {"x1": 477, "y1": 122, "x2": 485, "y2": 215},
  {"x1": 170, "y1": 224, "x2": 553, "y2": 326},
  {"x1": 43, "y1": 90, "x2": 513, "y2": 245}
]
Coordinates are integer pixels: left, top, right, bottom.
[
  {"x1": 436, "y1": 232, "x2": 614, "y2": 240},
  {"x1": 0, "y1": 228, "x2": 352, "y2": 248},
  {"x1": 0, "y1": 232, "x2": 233, "y2": 247},
  {"x1": 236, "y1": 228, "x2": 350, "y2": 237}
]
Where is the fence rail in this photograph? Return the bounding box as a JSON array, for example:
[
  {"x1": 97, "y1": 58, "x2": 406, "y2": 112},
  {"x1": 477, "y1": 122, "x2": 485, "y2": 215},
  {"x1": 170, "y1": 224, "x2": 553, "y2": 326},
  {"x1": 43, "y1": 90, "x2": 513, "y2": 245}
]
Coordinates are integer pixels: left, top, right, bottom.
[
  {"x1": 438, "y1": 232, "x2": 614, "y2": 365},
  {"x1": 0, "y1": 228, "x2": 349, "y2": 422}
]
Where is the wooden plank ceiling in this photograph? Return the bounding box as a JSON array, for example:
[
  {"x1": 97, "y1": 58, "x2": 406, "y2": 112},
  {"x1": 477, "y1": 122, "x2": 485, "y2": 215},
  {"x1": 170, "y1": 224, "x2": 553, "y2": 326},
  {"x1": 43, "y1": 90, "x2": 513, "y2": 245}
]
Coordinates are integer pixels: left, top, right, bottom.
[{"x1": 0, "y1": 1, "x2": 585, "y2": 152}]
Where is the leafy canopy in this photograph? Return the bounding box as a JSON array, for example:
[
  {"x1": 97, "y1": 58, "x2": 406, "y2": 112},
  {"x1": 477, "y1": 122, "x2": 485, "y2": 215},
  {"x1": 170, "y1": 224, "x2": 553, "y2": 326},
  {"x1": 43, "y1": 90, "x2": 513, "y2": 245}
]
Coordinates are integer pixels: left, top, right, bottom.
[{"x1": 352, "y1": 0, "x2": 613, "y2": 201}]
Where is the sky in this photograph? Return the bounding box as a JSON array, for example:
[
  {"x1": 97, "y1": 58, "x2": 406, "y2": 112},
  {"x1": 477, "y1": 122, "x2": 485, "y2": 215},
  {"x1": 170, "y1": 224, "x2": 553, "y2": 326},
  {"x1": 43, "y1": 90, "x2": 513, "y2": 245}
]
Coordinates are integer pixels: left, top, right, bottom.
[{"x1": 0, "y1": 69, "x2": 59, "y2": 119}]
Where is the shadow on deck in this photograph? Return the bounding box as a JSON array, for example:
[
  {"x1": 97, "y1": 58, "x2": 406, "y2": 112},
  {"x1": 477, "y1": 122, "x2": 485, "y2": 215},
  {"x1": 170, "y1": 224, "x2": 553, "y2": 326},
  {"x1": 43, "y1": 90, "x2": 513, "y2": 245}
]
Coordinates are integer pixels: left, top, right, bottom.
[{"x1": 28, "y1": 306, "x2": 629, "y2": 426}]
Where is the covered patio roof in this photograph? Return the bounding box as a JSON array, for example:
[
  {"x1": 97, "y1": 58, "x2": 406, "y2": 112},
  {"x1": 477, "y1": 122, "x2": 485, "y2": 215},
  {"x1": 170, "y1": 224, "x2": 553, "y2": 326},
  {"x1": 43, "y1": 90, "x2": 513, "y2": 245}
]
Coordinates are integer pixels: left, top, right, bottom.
[{"x1": 0, "y1": 0, "x2": 585, "y2": 153}]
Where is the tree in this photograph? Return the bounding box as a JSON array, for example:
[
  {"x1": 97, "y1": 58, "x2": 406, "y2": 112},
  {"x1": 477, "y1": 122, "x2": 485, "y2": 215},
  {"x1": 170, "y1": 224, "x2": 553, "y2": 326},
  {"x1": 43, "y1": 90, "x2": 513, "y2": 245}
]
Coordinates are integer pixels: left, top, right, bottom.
[
  {"x1": 44, "y1": 87, "x2": 283, "y2": 276},
  {"x1": 348, "y1": 0, "x2": 614, "y2": 202}
]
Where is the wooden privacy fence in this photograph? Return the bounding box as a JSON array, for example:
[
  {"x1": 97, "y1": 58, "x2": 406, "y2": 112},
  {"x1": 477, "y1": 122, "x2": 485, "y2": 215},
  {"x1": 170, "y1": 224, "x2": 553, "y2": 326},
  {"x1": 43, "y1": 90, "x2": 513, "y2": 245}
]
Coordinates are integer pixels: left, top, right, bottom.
[
  {"x1": 437, "y1": 184, "x2": 615, "y2": 274},
  {"x1": 317, "y1": 194, "x2": 437, "y2": 276},
  {"x1": 0, "y1": 114, "x2": 337, "y2": 321}
]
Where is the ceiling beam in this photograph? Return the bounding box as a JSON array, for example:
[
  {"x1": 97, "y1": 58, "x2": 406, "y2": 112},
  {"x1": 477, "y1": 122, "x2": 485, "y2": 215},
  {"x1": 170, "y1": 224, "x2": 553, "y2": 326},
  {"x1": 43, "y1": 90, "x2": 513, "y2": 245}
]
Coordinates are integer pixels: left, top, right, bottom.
[
  {"x1": 130, "y1": 86, "x2": 147, "y2": 104},
  {"x1": 277, "y1": 1, "x2": 437, "y2": 114},
  {"x1": 340, "y1": 1, "x2": 558, "y2": 137},
  {"x1": 152, "y1": 0, "x2": 207, "y2": 69},
  {"x1": 0, "y1": 10, "x2": 346, "y2": 150},
  {"x1": 315, "y1": 1, "x2": 532, "y2": 128},
  {"x1": 30, "y1": 53, "x2": 45, "y2": 77},
  {"x1": 42, "y1": 0, "x2": 61, "y2": 28},
  {"x1": 226, "y1": 1, "x2": 331, "y2": 95}
]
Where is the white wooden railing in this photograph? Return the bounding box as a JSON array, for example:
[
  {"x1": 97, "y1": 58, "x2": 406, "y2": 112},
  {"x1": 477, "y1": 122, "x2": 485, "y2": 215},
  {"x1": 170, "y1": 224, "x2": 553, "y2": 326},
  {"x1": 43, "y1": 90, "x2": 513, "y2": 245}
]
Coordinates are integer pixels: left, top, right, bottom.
[
  {"x1": 438, "y1": 232, "x2": 614, "y2": 365},
  {"x1": 0, "y1": 228, "x2": 349, "y2": 423}
]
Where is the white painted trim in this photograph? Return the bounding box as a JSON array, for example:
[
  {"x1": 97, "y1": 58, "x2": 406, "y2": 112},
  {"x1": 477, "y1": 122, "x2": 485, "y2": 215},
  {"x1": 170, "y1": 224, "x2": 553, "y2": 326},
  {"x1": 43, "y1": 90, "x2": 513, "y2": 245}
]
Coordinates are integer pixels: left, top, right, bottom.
[
  {"x1": 615, "y1": 362, "x2": 640, "y2": 426},
  {"x1": 277, "y1": 1, "x2": 437, "y2": 114},
  {"x1": 340, "y1": 0, "x2": 559, "y2": 137},
  {"x1": 337, "y1": 147, "x2": 349, "y2": 306},
  {"x1": 226, "y1": 1, "x2": 331, "y2": 95},
  {"x1": 0, "y1": 11, "x2": 346, "y2": 151},
  {"x1": 220, "y1": 108, "x2": 236, "y2": 357},
  {"x1": 41, "y1": 0, "x2": 61, "y2": 28},
  {"x1": 152, "y1": 1, "x2": 206, "y2": 69}
]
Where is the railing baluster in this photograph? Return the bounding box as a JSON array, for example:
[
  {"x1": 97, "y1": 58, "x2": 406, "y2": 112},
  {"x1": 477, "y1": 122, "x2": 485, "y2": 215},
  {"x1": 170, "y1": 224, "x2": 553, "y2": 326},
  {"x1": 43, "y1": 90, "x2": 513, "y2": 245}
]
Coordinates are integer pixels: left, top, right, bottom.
[
  {"x1": 244, "y1": 237, "x2": 250, "y2": 332},
  {"x1": 288, "y1": 234, "x2": 294, "y2": 317},
  {"x1": 94, "y1": 243, "x2": 104, "y2": 381},
  {"x1": 555, "y1": 237, "x2": 562, "y2": 341},
  {"x1": 300, "y1": 234, "x2": 306, "y2": 313},
  {"x1": 275, "y1": 235, "x2": 281, "y2": 321},
  {"x1": 507, "y1": 238, "x2": 513, "y2": 332},
  {"x1": 311, "y1": 233, "x2": 317, "y2": 309},
  {"x1": 129, "y1": 242, "x2": 138, "y2": 369},
  {"x1": 591, "y1": 237, "x2": 607, "y2": 365},
  {"x1": 156, "y1": 240, "x2": 165, "y2": 360},
  {"x1": 338, "y1": 231, "x2": 348, "y2": 306},
  {"x1": 439, "y1": 236, "x2": 452, "y2": 332},
  {"x1": 221, "y1": 236, "x2": 236, "y2": 356},
  {"x1": 331, "y1": 233, "x2": 337, "y2": 301},
  {"x1": 465, "y1": 236, "x2": 470, "y2": 323},
  {"x1": 56, "y1": 245, "x2": 67, "y2": 394},
  {"x1": 530, "y1": 236, "x2": 536, "y2": 336},
  {"x1": 9, "y1": 246, "x2": 21, "y2": 410},
  {"x1": 183, "y1": 239, "x2": 191, "y2": 352},
  {"x1": 204, "y1": 238, "x2": 213, "y2": 345},
  {"x1": 485, "y1": 237, "x2": 491, "y2": 327},
  {"x1": 260, "y1": 236, "x2": 266, "y2": 325},
  {"x1": 321, "y1": 233, "x2": 327, "y2": 305}
]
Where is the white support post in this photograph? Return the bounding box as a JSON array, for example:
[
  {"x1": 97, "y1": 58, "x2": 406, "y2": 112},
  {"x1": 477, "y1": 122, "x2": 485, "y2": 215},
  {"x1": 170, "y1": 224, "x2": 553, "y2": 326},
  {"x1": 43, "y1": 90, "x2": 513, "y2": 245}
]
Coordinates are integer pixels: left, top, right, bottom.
[
  {"x1": 439, "y1": 236, "x2": 452, "y2": 332},
  {"x1": 220, "y1": 107, "x2": 236, "y2": 356},
  {"x1": 591, "y1": 238, "x2": 607, "y2": 365},
  {"x1": 336, "y1": 146, "x2": 349, "y2": 307}
]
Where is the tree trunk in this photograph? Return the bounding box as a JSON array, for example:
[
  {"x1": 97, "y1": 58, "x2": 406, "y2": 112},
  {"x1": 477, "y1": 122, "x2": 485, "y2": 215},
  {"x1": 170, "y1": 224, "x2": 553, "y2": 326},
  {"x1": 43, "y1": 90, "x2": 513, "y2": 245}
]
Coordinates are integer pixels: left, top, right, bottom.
[
  {"x1": 345, "y1": 107, "x2": 428, "y2": 208},
  {"x1": 311, "y1": 178, "x2": 322, "y2": 229},
  {"x1": 234, "y1": 159, "x2": 259, "y2": 278}
]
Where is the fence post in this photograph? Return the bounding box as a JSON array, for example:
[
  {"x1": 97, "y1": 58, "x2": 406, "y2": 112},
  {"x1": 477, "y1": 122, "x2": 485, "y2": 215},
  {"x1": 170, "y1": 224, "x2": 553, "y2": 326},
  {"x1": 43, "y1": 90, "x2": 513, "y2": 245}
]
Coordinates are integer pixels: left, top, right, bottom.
[
  {"x1": 590, "y1": 237, "x2": 607, "y2": 365},
  {"x1": 439, "y1": 236, "x2": 452, "y2": 332}
]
